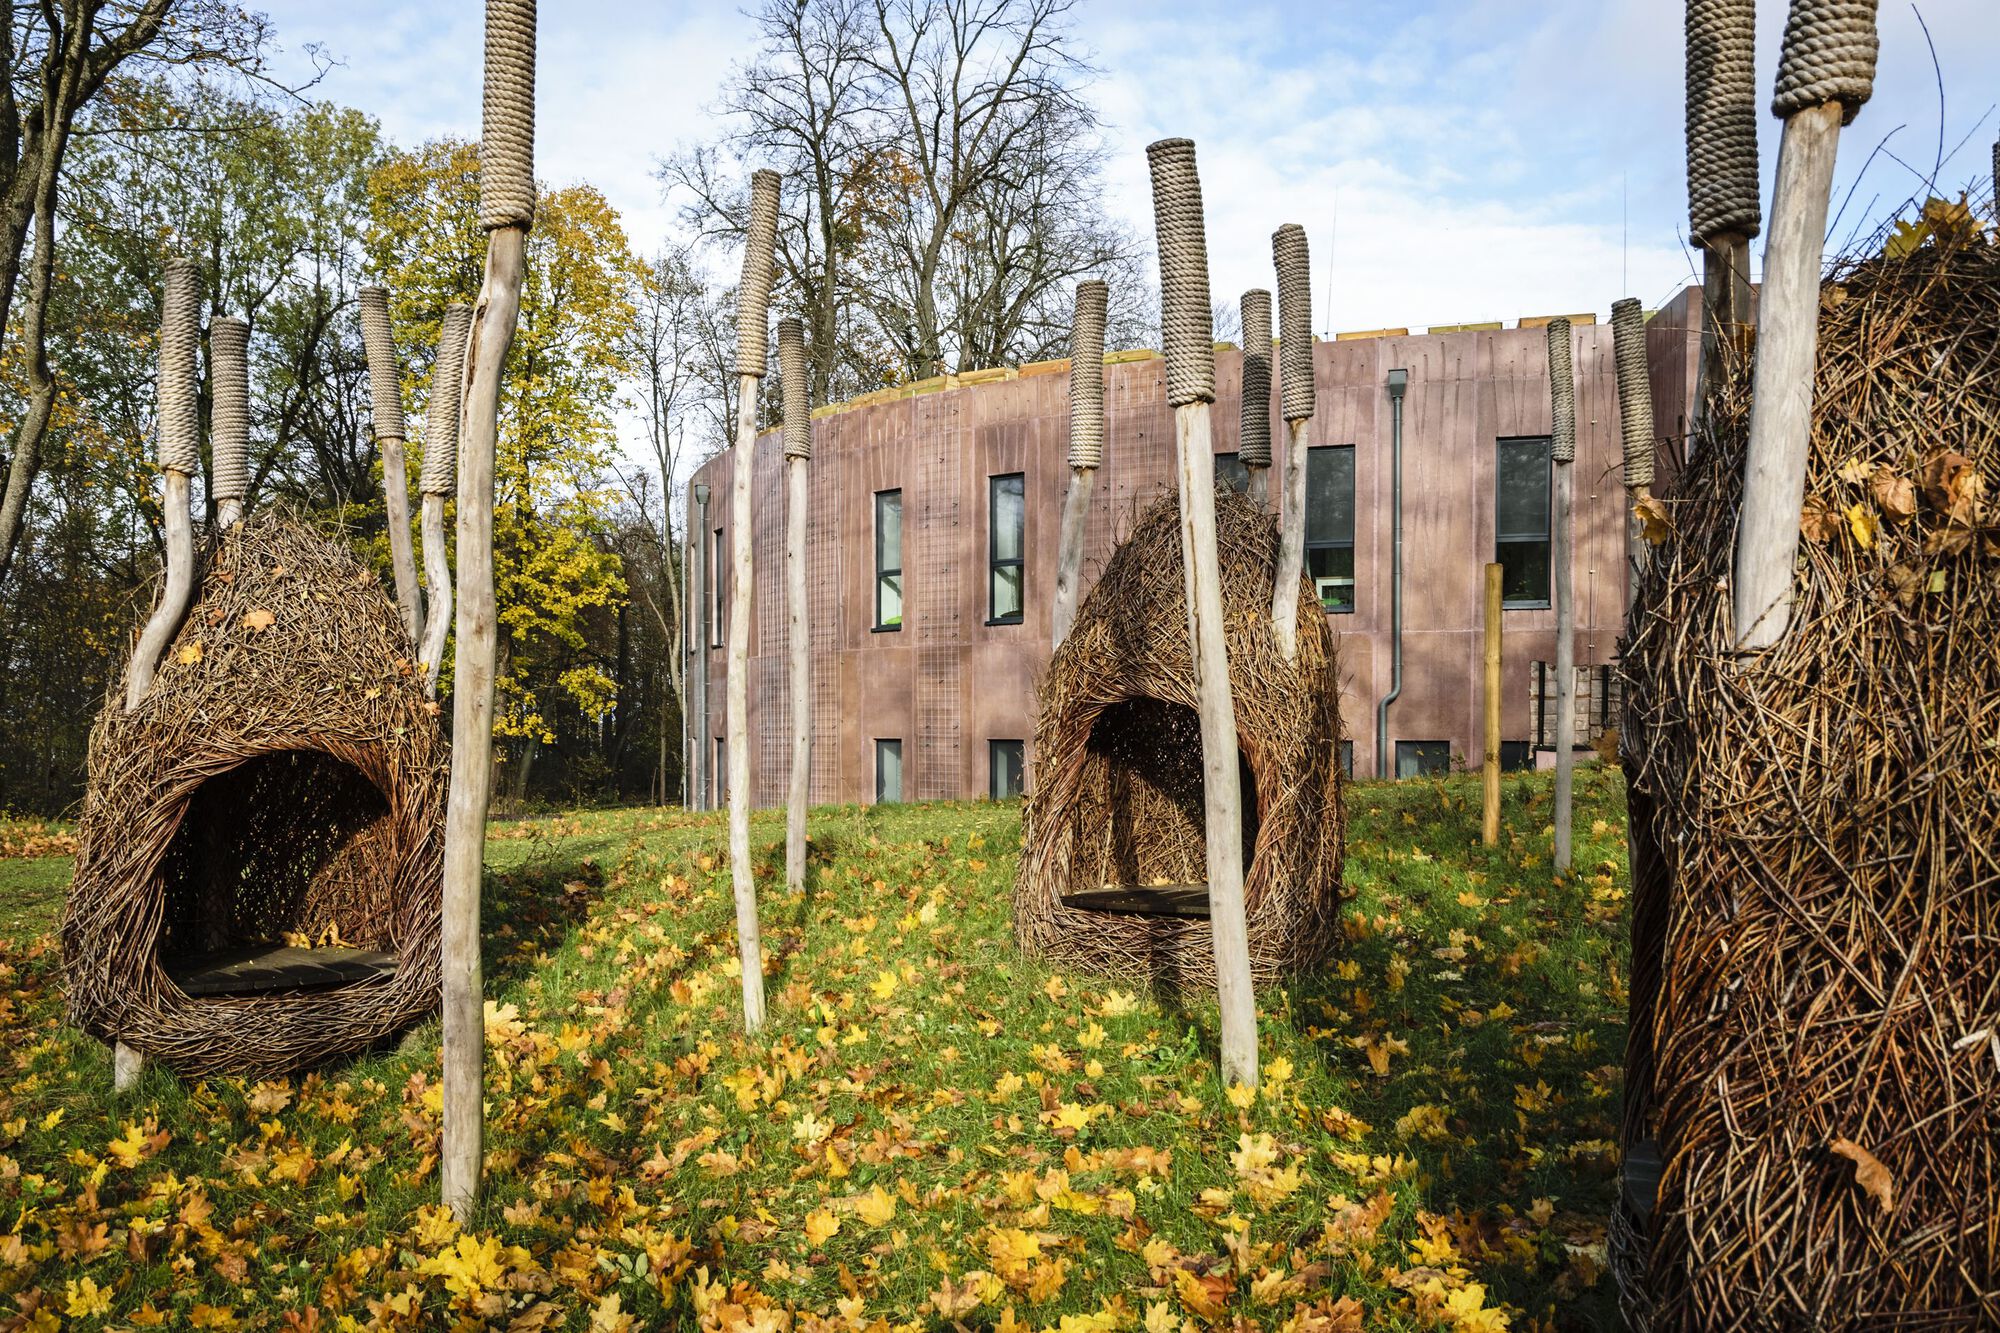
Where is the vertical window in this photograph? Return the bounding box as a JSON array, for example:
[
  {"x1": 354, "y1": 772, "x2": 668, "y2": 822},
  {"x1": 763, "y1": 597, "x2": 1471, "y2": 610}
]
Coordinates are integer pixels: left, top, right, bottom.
[
  {"x1": 1306, "y1": 445, "x2": 1356, "y2": 612},
  {"x1": 875, "y1": 739, "x2": 903, "y2": 803},
  {"x1": 1395, "y1": 740, "x2": 1451, "y2": 778},
  {"x1": 1497, "y1": 437, "x2": 1552, "y2": 607},
  {"x1": 1337, "y1": 740, "x2": 1354, "y2": 779},
  {"x1": 989, "y1": 474, "x2": 1024, "y2": 624},
  {"x1": 1500, "y1": 740, "x2": 1533, "y2": 772},
  {"x1": 989, "y1": 740, "x2": 1025, "y2": 799},
  {"x1": 1214, "y1": 452, "x2": 1249, "y2": 494},
  {"x1": 711, "y1": 527, "x2": 726, "y2": 646},
  {"x1": 714, "y1": 737, "x2": 727, "y2": 805},
  {"x1": 874, "y1": 490, "x2": 903, "y2": 629}
]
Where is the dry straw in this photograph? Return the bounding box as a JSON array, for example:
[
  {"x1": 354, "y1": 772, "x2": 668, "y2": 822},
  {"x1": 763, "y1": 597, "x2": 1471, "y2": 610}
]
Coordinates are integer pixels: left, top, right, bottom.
[
  {"x1": 1617, "y1": 228, "x2": 2000, "y2": 1327},
  {"x1": 1015, "y1": 489, "x2": 1344, "y2": 990}
]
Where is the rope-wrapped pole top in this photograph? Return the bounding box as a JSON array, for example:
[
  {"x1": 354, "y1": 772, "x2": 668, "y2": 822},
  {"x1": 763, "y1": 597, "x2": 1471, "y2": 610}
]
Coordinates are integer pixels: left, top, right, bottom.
[
  {"x1": 778, "y1": 318, "x2": 810, "y2": 460},
  {"x1": 735, "y1": 169, "x2": 782, "y2": 379},
  {"x1": 1067, "y1": 280, "x2": 1108, "y2": 470},
  {"x1": 1239, "y1": 289, "x2": 1272, "y2": 468},
  {"x1": 1272, "y1": 224, "x2": 1315, "y2": 423},
  {"x1": 1685, "y1": 0, "x2": 1763, "y2": 243},
  {"x1": 1611, "y1": 299, "x2": 1655, "y2": 490},
  {"x1": 479, "y1": 0, "x2": 538, "y2": 230},
  {"x1": 1146, "y1": 138, "x2": 1214, "y2": 408},
  {"x1": 422, "y1": 304, "x2": 473, "y2": 496},
  {"x1": 1772, "y1": 0, "x2": 1880, "y2": 123},
  {"x1": 1547, "y1": 318, "x2": 1576, "y2": 464},
  {"x1": 209, "y1": 315, "x2": 251, "y2": 506},
  {"x1": 156, "y1": 258, "x2": 202, "y2": 477},
  {"x1": 358, "y1": 286, "x2": 407, "y2": 442}
]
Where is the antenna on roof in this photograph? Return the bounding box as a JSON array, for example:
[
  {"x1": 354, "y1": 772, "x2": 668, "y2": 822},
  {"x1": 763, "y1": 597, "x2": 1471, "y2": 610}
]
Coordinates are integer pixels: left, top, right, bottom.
[{"x1": 1322, "y1": 189, "x2": 1336, "y2": 338}]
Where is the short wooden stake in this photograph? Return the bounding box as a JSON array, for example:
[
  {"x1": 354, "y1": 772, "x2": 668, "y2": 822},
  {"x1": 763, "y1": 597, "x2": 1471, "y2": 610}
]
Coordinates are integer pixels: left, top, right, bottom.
[{"x1": 1482, "y1": 562, "x2": 1502, "y2": 847}]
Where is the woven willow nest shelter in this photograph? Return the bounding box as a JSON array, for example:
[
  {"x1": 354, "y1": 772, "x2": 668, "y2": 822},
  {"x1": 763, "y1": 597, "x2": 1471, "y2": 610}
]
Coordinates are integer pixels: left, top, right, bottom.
[
  {"x1": 1015, "y1": 489, "x2": 1344, "y2": 990},
  {"x1": 64, "y1": 513, "x2": 447, "y2": 1078},
  {"x1": 1616, "y1": 230, "x2": 2000, "y2": 1328}
]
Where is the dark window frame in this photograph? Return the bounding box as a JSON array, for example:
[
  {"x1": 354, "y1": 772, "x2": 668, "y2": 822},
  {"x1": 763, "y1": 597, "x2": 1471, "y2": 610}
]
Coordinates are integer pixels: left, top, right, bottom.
[
  {"x1": 1496, "y1": 436, "x2": 1552, "y2": 609},
  {"x1": 987, "y1": 473, "x2": 1024, "y2": 625},
  {"x1": 710, "y1": 526, "x2": 726, "y2": 647},
  {"x1": 875, "y1": 738, "x2": 903, "y2": 803},
  {"x1": 1395, "y1": 739, "x2": 1451, "y2": 779},
  {"x1": 874, "y1": 489, "x2": 904, "y2": 631},
  {"x1": 989, "y1": 739, "x2": 1025, "y2": 799},
  {"x1": 1306, "y1": 444, "x2": 1357, "y2": 614},
  {"x1": 1214, "y1": 452, "x2": 1250, "y2": 495}
]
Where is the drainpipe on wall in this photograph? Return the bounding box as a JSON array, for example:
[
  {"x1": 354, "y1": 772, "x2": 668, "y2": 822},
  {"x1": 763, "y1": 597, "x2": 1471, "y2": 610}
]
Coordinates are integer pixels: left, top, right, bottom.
[
  {"x1": 691, "y1": 482, "x2": 711, "y2": 809},
  {"x1": 1375, "y1": 367, "x2": 1408, "y2": 778}
]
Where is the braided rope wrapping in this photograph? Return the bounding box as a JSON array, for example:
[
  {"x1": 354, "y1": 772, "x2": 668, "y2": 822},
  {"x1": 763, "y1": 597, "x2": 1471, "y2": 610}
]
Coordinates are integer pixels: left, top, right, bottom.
[
  {"x1": 1686, "y1": 0, "x2": 1763, "y2": 243},
  {"x1": 479, "y1": 0, "x2": 537, "y2": 230},
  {"x1": 735, "y1": 169, "x2": 782, "y2": 378},
  {"x1": 1272, "y1": 224, "x2": 1315, "y2": 422},
  {"x1": 1547, "y1": 318, "x2": 1576, "y2": 464},
  {"x1": 421, "y1": 305, "x2": 473, "y2": 496},
  {"x1": 1991, "y1": 135, "x2": 1998, "y2": 215},
  {"x1": 1239, "y1": 290, "x2": 1272, "y2": 467},
  {"x1": 156, "y1": 259, "x2": 202, "y2": 477},
  {"x1": 1147, "y1": 139, "x2": 1215, "y2": 408},
  {"x1": 1068, "y1": 280, "x2": 1108, "y2": 469},
  {"x1": 209, "y1": 316, "x2": 251, "y2": 504},
  {"x1": 358, "y1": 287, "x2": 406, "y2": 442},
  {"x1": 778, "y1": 318, "x2": 810, "y2": 460},
  {"x1": 1772, "y1": 0, "x2": 1880, "y2": 123},
  {"x1": 1611, "y1": 299, "x2": 1655, "y2": 489}
]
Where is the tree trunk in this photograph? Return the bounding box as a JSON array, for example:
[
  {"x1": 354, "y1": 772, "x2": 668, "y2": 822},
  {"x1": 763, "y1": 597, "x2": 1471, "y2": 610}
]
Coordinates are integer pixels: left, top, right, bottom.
[
  {"x1": 1270, "y1": 418, "x2": 1309, "y2": 658},
  {"x1": 727, "y1": 374, "x2": 767, "y2": 1031},
  {"x1": 1552, "y1": 459, "x2": 1575, "y2": 874},
  {"x1": 1050, "y1": 466, "x2": 1093, "y2": 649}
]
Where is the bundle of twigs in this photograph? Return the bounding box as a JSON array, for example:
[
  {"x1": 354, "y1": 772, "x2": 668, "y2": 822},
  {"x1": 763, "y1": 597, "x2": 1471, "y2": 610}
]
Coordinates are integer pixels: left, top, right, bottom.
[
  {"x1": 64, "y1": 513, "x2": 447, "y2": 1077},
  {"x1": 1619, "y1": 220, "x2": 2000, "y2": 1328},
  {"x1": 1015, "y1": 489, "x2": 1345, "y2": 991}
]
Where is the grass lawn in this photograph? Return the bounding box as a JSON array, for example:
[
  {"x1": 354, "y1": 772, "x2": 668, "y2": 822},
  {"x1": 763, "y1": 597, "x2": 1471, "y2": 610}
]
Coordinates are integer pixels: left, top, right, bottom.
[{"x1": 0, "y1": 768, "x2": 1631, "y2": 1331}]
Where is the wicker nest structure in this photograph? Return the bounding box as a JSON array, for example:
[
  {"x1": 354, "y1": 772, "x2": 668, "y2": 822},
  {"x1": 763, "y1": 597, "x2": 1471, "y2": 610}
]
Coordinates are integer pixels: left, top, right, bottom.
[
  {"x1": 64, "y1": 513, "x2": 447, "y2": 1078},
  {"x1": 1015, "y1": 489, "x2": 1344, "y2": 991},
  {"x1": 1616, "y1": 232, "x2": 2000, "y2": 1328}
]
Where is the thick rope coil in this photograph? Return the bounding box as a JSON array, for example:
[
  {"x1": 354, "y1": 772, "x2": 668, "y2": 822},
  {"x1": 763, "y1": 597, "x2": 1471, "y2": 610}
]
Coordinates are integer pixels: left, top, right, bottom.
[
  {"x1": 156, "y1": 258, "x2": 202, "y2": 477},
  {"x1": 1772, "y1": 0, "x2": 1880, "y2": 123},
  {"x1": 735, "y1": 169, "x2": 782, "y2": 378},
  {"x1": 479, "y1": 0, "x2": 538, "y2": 230},
  {"x1": 358, "y1": 286, "x2": 407, "y2": 442},
  {"x1": 1686, "y1": 0, "x2": 1763, "y2": 242},
  {"x1": 778, "y1": 318, "x2": 810, "y2": 460},
  {"x1": 422, "y1": 304, "x2": 473, "y2": 496},
  {"x1": 1272, "y1": 224, "x2": 1315, "y2": 422},
  {"x1": 1068, "y1": 280, "x2": 1108, "y2": 470},
  {"x1": 1146, "y1": 139, "x2": 1215, "y2": 408},
  {"x1": 208, "y1": 316, "x2": 251, "y2": 504},
  {"x1": 1611, "y1": 298, "x2": 1655, "y2": 489},
  {"x1": 1239, "y1": 289, "x2": 1272, "y2": 467},
  {"x1": 1547, "y1": 317, "x2": 1576, "y2": 464}
]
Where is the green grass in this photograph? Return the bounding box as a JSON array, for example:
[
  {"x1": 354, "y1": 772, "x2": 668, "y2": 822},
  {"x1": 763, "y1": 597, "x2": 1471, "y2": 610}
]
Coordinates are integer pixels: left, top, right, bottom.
[{"x1": 0, "y1": 769, "x2": 1630, "y2": 1331}]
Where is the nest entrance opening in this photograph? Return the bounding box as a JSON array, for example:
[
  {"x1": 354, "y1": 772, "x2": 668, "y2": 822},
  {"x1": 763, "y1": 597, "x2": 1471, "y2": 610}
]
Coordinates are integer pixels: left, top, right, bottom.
[
  {"x1": 1055, "y1": 697, "x2": 1259, "y2": 919},
  {"x1": 157, "y1": 750, "x2": 400, "y2": 996}
]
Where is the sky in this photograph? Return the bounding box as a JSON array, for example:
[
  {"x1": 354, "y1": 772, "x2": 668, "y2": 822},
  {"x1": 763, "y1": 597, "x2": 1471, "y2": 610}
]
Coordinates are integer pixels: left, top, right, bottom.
[{"x1": 252, "y1": 0, "x2": 2000, "y2": 337}]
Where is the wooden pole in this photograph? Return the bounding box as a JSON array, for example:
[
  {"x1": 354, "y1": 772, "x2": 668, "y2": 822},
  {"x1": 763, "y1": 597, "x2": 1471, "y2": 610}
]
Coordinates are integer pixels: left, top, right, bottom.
[
  {"x1": 1148, "y1": 138, "x2": 1256, "y2": 1090},
  {"x1": 1547, "y1": 318, "x2": 1576, "y2": 875},
  {"x1": 360, "y1": 285, "x2": 423, "y2": 644},
  {"x1": 209, "y1": 315, "x2": 250, "y2": 530},
  {"x1": 1269, "y1": 225, "x2": 1314, "y2": 660},
  {"x1": 442, "y1": 0, "x2": 535, "y2": 1224},
  {"x1": 1239, "y1": 288, "x2": 1272, "y2": 508},
  {"x1": 1051, "y1": 279, "x2": 1107, "y2": 650},
  {"x1": 419, "y1": 304, "x2": 472, "y2": 697},
  {"x1": 1698, "y1": 232, "x2": 1753, "y2": 410},
  {"x1": 125, "y1": 257, "x2": 201, "y2": 713},
  {"x1": 778, "y1": 317, "x2": 812, "y2": 894},
  {"x1": 727, "y1": 167, "x2": 782, "y2": 1034},
  {"x1": 1482, "y1": 562, "x2": 1502, "y2": 847}
]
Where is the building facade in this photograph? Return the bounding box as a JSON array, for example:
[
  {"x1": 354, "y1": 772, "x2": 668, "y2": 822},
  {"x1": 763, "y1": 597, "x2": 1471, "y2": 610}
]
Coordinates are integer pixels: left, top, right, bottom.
[{"x1": 684, "y1": 287, "x2": 1703, "y2": 808}]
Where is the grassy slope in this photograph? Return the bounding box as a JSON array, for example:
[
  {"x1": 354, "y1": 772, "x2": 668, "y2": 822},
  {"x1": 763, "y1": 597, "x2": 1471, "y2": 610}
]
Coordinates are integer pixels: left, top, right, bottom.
[{"x1": 0, "y1": 769, "x2": 1629, "y2": 1331}]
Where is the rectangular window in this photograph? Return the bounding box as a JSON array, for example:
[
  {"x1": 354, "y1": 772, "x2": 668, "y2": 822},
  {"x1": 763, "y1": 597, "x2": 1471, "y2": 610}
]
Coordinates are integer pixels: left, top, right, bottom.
[
  {"x1": 1338, "y1": 740, "x2": 1354, "y2": 779},
  {"x1": 875, "y1": 739, "x2": 903, "y2": 803},
  {"x1": 989, "y1": 739, "x2": 1025, "y2": 799},
  {"x1": 711, "y1": 527, "x2": 726, "y2": 646},
  {"x1": 1306, "y1": 445, "x2": 1356, "y2": 612},
  {"x1": 1395, "y1": 740, "x2": 1451, "y2": 778},
  {"x1": 1500, "y1": 740, "x2": 1533, "y2": 772},
  {"x1": 989, "y1": 474, "x2": 1024, "y2": 624},
  {"x1": 1497, "y1": 437, "x2": 1552, "y2": 607},
  {"x1": 713, "y1": 737, "x2": 727, "y2": 805},
  {"x1": 1215, "y1": 452, "x2": 1249, "y2": 495},
  {"x1": 875, "y1": 490, "x2": 903, "y2": 630}
]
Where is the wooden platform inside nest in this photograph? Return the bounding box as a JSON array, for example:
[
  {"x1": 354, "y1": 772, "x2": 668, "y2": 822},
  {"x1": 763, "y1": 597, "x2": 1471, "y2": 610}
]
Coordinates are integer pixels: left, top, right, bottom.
[
  {"x1": 1059, "y1": 884, "x2": 1211, "y2": 919},
  {"x1": 166, "y1": 945, "x2": 398, "y2": 996}
]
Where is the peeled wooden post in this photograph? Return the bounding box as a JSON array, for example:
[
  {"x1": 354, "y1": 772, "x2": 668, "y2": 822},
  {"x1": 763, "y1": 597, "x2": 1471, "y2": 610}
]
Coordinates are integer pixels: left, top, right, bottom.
[
  {"x1": 1734, "y1": 0, "x2": 1879, "y2": 654},
  {"x1": 1482, "y1": 563, "x2": 1502, "y2": 847},
  {"x1": 1238, "y1": 289, "x2": 1272, "y2": 506},
  {"x1": 360, "y1": 286, "x2": 423, "y2": 645},
  {"x1": 1050, "y1": 279, "x2": 1107, "y2": 649},
  {"x1": 419, "y1": 304, "x2": 472, "y2": 697},
  {"x1": 1685, "y1": 0, "x2": 1761, "y2": 402},
  {"x1": 125, "y1": 257, "x2": 202, "y2": 713},
  {"x1": 209, "y1": 315, "x2": 250, "y2": 529},
  {"x1": 1148, "y1": 138, "x2": 1256, "y2": 1090},
  {"x1": 1548, "y1": 318, "x2": 1576, "y2": 875},
  {"x1": 442, "y1": 0, "x2": 536, "y2": 1224},
  {"x1": 779, "y1": 317, "x2": 812, "y2": 894},
  {"x1": 1269, "y1": 224, "x2": 1314, "y2": 660},
  {"x1": 727, "y1": 167, "x2": 781, "y2": 1035}
]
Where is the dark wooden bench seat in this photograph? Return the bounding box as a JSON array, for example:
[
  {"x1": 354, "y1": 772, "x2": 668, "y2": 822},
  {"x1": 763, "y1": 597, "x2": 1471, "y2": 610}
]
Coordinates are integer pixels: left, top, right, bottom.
[
  {"x1": 166, "y1": 945, "x2": 398, "y2": 996},
  {"x1": 1058, "y1": 884, "x2": 1212, "y2": 919}
]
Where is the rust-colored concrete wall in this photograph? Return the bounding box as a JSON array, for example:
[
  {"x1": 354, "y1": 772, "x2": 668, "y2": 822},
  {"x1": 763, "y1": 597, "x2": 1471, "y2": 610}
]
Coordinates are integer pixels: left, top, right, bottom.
[{"x1": 689, "y1": 299, "x2": 1700, "y2": 807}]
